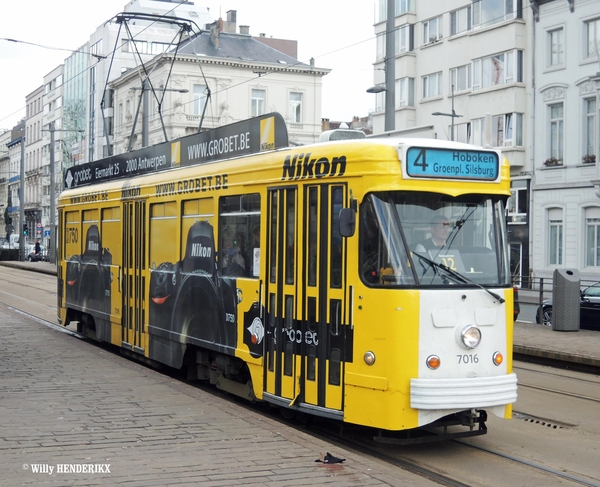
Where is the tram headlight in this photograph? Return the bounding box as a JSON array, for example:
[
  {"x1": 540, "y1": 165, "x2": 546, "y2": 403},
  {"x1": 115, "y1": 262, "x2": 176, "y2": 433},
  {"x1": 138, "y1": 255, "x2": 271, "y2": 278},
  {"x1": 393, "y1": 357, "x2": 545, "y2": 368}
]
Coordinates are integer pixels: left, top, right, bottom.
[
  {"x1": 459, "y1": 325, "x2": 482, "y2": 350},
  {"x1": 363, "y1": 351, "x2": 376, "y2": 366}
]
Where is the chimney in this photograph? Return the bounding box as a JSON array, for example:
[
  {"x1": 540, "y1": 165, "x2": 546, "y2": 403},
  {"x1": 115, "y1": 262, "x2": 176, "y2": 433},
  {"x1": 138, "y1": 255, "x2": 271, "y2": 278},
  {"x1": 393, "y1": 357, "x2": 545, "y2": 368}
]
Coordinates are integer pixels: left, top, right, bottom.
[
  {"x1": 239, "y1": 25, "x2": 250, "y2": 35},
  {"x1": 210, "y1": 20, "x2": 221, "y2": 48},
  {"x1": 223, "y1": 10, "x2": 236, "y2": 34}
]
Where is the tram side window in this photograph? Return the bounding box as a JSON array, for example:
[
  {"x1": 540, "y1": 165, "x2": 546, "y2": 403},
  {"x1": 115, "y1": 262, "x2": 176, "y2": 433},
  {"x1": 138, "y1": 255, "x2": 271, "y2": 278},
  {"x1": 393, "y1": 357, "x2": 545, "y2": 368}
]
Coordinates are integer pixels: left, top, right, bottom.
[
  {"x1": 101, "y1": 207, "x2": 120, "y2": 265},
  {"x1": 64, "y1": 210, "x2": 81, "y2": 260},
  {"x1": 219, "y1": 194, "x2": 260, "y2": 278},
  {"x1": 149, "y1": 202, "x2": 178, "y2": 269}
]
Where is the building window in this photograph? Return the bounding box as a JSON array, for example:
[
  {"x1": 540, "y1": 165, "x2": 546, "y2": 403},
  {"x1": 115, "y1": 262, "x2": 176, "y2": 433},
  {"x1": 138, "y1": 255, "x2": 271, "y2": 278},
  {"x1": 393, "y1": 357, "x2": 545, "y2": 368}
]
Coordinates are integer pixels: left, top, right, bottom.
[
  {"x1": 584, "y1": 97, "x2": 596, "y2": 162},
  {"x1": 395, "y1": 77, "x2": 414, "y2": 108},
  {"x1": 395, "y1": 0, "x2": 414, "y2": 15},
  {"x1": 450, "y1": 64, "x2": 471, "y2": 92},
  {"x1": 454, "y1": 122, "x2": 472, "y2": 143},
  {"x1": 150, "y1": 42, "x2": 171, "y2": 55},
  {"x1": 472, "y1": 50, "x2": 523, "y2": 90},
  {"x1": 375, "y1": 92, "x2": 385, "y2": 113},
  {"x1": 378, "y1": 0, "x2": 414, "y2": 21},
  {"x1": 586, "y1": 209, "x2": 600, "y2": 266},
  {"x1": 376, "y1": 33, "x2": 385, "y2": 61},
  {"x1": 585, "y1": 18, "x2": 600, "y2": 59},
  {"x1": 549, "y1": 103, "x2": 564, "y2": 162},
  {"x1": 289, "y1": 92, "x2": 303, "y2": 123},
  {"x1": 423, "y1": 16, "x2": 442, "y2": 44},
  {"x1": 451, "y1": 6, "x2": 471, "y2": 35},
  {"x1": 493, "y1": 113, "x2": 523, "y2": 147},
  {"x1": 422, "y1": 72, "x2": 442, "y2": 99},
  {"x1": 548, "y1": 209, "x2": 563, "y2": 266},
  {"x1": 507, "y1": 180, "x2": 527, "y2": 224},
  {"x1": 472, "y1": 118, "x2": 484, "y2": 146},
  {"x1": 252, "y1": 89, "x2": 265, "y2": 117},
  {"x1": 193, "y1": 84, "x2": 208, "y2": 116},
  {"x1": 472, "y1": 0, "x2": 522, "y2": 29},
  {"x1": 395, "y1": 24, "x2": 414, "y2": 54},
  {"x1": 548, "y1": 28, "x2": 564, "y2": 66}
]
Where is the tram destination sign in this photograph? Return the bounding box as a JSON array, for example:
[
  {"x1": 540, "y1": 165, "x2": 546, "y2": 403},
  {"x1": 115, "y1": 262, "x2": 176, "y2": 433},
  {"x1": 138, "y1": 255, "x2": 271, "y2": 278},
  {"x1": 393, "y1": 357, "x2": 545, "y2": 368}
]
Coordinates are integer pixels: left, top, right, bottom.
[
  {"x1": 405, "y1": 146, "x2": 499, "y2": 181},
  {"x1": 64, "y1": 112, "x2": 289, "y2": 189}
]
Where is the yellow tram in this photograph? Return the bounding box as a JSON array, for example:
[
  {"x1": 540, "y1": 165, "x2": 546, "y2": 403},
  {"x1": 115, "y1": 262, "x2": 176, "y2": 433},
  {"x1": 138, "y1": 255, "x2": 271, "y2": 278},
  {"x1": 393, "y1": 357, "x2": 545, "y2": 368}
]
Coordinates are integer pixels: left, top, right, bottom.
[{"x1": 58, "y1": 113, "x2": 517, "y2": 442}]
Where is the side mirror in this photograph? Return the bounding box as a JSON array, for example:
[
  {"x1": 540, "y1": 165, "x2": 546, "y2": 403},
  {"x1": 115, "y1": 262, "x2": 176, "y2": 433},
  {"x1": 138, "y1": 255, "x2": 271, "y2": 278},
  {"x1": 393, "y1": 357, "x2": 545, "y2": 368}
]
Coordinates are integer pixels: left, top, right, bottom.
[{"x1": 339, "y1": 208, "x2": 356, "y2": 237}]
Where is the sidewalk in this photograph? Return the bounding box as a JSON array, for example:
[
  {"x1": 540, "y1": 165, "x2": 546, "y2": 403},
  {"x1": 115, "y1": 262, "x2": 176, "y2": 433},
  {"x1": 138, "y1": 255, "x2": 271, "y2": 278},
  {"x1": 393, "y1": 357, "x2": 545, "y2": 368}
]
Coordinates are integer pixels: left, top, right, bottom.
[{"x1": 0, "y1": 301, "x2": 438, "y2": 486}]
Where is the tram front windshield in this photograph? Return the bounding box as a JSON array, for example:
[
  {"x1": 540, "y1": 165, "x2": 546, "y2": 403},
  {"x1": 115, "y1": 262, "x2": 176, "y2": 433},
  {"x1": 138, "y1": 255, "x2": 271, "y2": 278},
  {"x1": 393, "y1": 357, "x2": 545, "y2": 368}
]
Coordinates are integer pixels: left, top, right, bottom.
[{"x1": 359, "y1": 191, "x2": 510, "y2": 287}]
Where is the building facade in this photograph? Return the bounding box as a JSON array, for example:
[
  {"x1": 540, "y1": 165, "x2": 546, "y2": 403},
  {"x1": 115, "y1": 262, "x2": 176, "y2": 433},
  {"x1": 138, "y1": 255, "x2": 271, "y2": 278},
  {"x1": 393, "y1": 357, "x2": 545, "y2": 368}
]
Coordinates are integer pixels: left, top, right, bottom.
[
  {"x1": 531, "y1": 0, "x2": 600, "y2": 284},
  {"x1": 25, "y1": 86, "x2": 44, "y2": 242},
  {"x1": 110, "y1": 12, "x2": 330, "y2": 154},
  {"x1": 41, "y1": 65, "x2": 65, "y2": 248}
]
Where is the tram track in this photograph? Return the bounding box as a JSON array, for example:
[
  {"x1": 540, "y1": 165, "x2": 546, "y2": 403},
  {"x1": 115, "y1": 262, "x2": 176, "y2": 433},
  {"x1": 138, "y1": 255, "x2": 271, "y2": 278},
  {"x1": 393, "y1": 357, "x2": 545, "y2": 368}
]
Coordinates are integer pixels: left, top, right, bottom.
[{"x1": 2, "y1": 269, "x2": 600, "y2": 487}]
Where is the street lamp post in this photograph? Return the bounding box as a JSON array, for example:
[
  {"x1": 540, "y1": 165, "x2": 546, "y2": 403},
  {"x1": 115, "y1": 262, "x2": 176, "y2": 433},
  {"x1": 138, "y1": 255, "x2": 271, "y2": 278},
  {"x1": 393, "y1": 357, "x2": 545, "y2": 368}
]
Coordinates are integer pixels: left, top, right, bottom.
[
  {"x1": 19, "y1": 137, "x2": 25, "y2": 261},
  {"x1": 432, "y1": 84, "x2": 462, "y2": 141},
  {"x1": 366, "y1": 0, "x2": 395, "y2": 132}
]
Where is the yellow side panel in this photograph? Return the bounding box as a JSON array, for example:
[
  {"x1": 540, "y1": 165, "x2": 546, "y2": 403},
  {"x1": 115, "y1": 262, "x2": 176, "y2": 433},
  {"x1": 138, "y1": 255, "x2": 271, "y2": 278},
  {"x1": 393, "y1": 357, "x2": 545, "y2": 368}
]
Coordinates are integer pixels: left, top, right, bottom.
[{"x1": 343, "y1": 288, "x2": 421, "y2": 430}]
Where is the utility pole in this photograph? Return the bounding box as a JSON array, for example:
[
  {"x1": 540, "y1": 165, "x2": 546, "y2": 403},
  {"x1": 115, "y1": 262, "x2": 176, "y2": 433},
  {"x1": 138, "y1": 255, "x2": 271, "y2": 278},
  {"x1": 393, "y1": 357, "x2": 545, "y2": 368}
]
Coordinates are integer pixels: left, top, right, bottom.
[
  {"x1": 384, "y1": 0, "x2": 395, "y2": 132},
  {"x1": 19, "y1": 136, "x2": 25, "y2": 261},
  {"x1": 49, "y1": 122, "x2": 56, "y2": 265}
]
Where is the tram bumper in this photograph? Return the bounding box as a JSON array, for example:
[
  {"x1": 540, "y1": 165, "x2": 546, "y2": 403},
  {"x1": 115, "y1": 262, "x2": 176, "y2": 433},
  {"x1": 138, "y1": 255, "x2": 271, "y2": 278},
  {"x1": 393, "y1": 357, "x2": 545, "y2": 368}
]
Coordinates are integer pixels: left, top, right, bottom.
[{"x1": 410, "y1": 373, "x2": 517, "y2": 424}]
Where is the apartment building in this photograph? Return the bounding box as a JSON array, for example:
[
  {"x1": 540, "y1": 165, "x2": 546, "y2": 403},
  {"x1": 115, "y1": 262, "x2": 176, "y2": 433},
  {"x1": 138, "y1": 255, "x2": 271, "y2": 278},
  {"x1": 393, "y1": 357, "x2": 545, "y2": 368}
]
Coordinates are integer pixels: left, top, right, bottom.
[{"x1": 25, "y1": 86, "x2": 44, "y2": 240}]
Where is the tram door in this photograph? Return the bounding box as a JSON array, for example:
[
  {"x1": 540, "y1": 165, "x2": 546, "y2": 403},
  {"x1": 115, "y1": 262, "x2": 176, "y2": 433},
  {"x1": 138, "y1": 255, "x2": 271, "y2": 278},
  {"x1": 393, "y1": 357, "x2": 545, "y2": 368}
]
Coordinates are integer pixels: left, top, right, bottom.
[
  {"x1": 122, "y1": 200, "x2": 146, "y2": 353},
  {"x1": 264, "y1": 184, "x2": 348, "y2": 413}
]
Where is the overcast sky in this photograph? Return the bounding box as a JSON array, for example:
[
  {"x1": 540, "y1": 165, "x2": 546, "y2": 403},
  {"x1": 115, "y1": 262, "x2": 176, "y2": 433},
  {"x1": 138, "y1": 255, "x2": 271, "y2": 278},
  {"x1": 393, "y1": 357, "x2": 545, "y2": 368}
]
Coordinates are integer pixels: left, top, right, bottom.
[{"x1": 0, "y1": 0, "x2": 377, "y2": 130}]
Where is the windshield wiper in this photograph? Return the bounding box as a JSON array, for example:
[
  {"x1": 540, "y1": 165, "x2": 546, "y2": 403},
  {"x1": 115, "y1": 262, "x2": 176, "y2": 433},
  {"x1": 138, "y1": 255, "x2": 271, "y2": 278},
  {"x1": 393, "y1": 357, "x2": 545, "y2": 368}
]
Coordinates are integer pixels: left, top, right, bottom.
[{"x1": 412, "y1": 251, "x2": 505, "y2": 304}]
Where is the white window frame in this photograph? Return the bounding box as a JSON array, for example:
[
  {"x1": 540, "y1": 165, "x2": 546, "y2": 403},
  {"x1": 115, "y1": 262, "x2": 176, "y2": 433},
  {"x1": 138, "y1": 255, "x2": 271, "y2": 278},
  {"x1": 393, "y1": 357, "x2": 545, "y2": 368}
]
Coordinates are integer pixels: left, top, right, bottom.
[
  {"x1": 548, "y1": 208, "x2": 563, "y2": 266},
  {"x1": 395, "y1": 77, "x2": 414, "y2": 108},
  {"x1": 376, "y1": 33, "x2": 385, "y2": 61},
  {"x1": 492, "y1": 112, "x2": 523, "y2": 147},
  {"x1": 451, "y1": 6, "x2": 471, "y2": 36},
  {"x1": 423, "y1": 16, "x2": 443, "y2": 45},
  {"x1": 473, "y1": 0, "x2": 519, "y2": 29},
  {"x1": 395, "y1": 0, "x2": 414, "y2": 15},
  {"x1": 548, "y1": 27, "x2": 565, "y2": 67},
  {"x1": 585, "y1": 18, "x2": 600, "y2": 60},
  {"x1": 251, "y1": 89, "x2": 265, "y2": 117},
  {"x1": 289, "y1": 92, "x2": 303, "y2": 123},
  {"x1": 395, "y1": 24, "x2": 413, "y2": 54},
  {"x1": 472, "y1": 49, "x2": 523, "y2": 91},
  {"x1": 549, "y1": 102, "x2": 564, "y2": 162},
  {"x1": 472, "y1": 118, "x2": 484, "y2": 146},
  {"x1": 454, "y1": 122, "x2": 472, "y2": 144},
  {"x1": 583, "y1": 97, "x2": 597, "y2": 162},
  {"x1": 586, "y1": 207, "x2": 600, "y2": 267},
  {"x1": 378, "y1": 0, "x2": 414, "y2": 19},
  {"x1": 422, "y1": 72, "x2": 442, "y2": 99},
  {"x1": 450, "y1": 64, "x2": 472, "y2": 92},
  {"x1": 193, "y1": 84, "x2": 208, "y2": 116}
]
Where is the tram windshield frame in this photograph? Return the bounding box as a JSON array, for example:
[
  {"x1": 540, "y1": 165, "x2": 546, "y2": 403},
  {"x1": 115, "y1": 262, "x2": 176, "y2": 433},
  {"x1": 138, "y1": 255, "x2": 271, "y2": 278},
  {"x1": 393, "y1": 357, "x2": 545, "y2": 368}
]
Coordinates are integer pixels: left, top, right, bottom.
[{"x1": 359, "y1": 191, "x2": 511, "y2": 288}]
